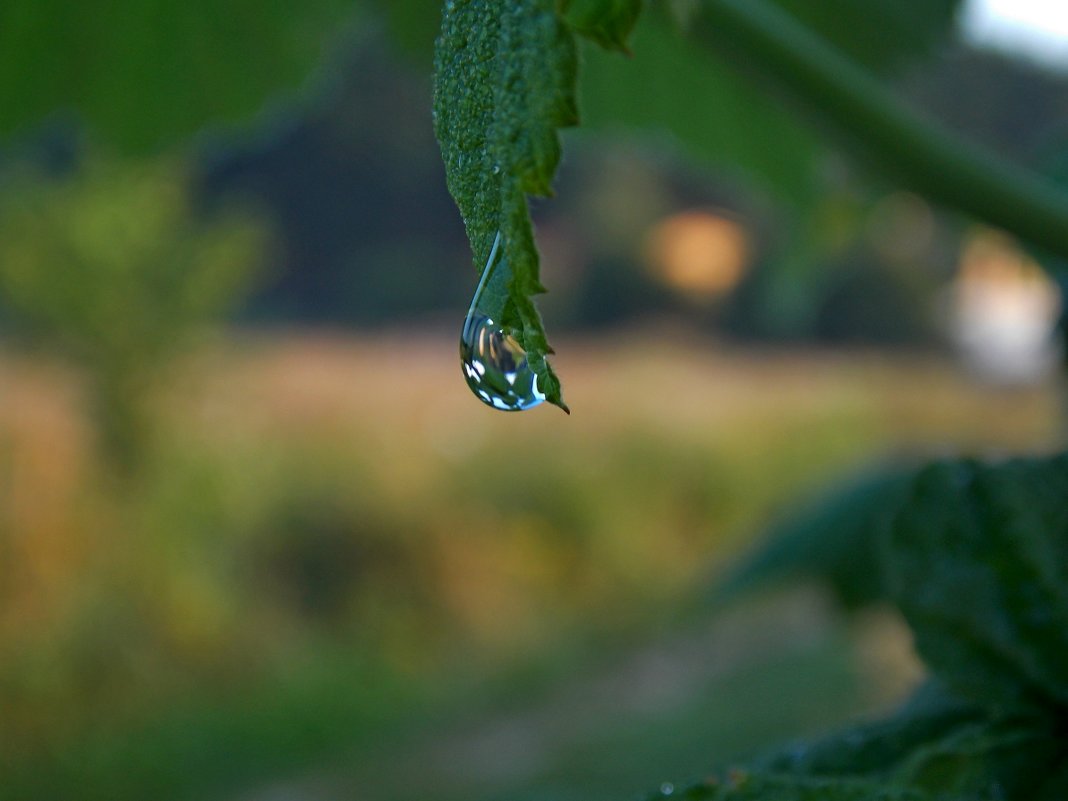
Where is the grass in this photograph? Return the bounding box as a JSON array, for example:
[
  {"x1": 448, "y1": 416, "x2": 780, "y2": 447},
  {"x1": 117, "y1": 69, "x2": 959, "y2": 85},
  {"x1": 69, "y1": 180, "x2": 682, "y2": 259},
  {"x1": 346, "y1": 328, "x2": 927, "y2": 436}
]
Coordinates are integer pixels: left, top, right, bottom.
[
  {"x1": 314, "y1": 590, "x2": 900, "y2": 801},
  {"x1": 0, "y1": 328, "x2": 1060, "y2": 800}
]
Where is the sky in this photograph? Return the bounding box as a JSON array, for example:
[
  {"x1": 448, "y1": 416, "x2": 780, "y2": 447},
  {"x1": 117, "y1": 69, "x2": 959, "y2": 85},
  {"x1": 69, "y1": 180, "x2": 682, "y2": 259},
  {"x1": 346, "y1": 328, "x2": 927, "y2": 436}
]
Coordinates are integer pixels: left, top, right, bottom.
[{"x1": 963, "y1": 0, "x2": 1068, "y2": 68}]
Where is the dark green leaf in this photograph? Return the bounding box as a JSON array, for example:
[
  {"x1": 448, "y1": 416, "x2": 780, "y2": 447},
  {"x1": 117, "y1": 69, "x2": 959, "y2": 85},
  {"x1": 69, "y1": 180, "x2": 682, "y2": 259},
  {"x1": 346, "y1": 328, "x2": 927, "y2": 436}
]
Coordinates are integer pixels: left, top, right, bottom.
[
  {"x1": 755, "y1": 682, "x2": 985, "y2": 779},
  {"x1": 713, "y1": 464, "x2": 915, "y2": 608},
  {"x1": 562, "y1": 0, "x2": 643, "y2": 52},
  {"x1": 0, "y1": 0, "x2": 355, "y2": 151},
  {"x1": 433, "y1": 0, "x2": 576, "y2": 410},
  {"x1": 895, "y1": 713, "x2": 1062, "y2": 798},
  {"x1": 887, "y1": 454, "x2": 1068, "y2": 708},
  {"x1": 721, "y1": 682, "x2": 1062, "y2": 800},
  {"x1": 1035, "y1": 758, "x2": 1068, "y2": 801},
  {"x1": 651, "y1": 772, "x2": 933, "y2": 801}
]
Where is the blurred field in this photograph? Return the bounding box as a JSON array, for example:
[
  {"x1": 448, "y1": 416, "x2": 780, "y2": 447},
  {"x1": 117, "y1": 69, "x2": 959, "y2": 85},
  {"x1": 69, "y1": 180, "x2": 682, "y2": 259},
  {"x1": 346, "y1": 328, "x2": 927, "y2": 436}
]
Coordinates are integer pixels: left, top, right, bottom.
[{"x1": 0, "y1": 328, "x2": 1061, "y2": 800}]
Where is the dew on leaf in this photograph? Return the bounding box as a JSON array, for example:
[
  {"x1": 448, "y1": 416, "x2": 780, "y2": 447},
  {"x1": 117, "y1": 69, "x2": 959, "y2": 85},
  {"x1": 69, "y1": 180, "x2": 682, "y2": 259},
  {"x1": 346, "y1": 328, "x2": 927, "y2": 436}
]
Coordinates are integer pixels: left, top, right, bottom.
[{"x1": 459, "y1": 231, "x2": 545, "y2": 411}]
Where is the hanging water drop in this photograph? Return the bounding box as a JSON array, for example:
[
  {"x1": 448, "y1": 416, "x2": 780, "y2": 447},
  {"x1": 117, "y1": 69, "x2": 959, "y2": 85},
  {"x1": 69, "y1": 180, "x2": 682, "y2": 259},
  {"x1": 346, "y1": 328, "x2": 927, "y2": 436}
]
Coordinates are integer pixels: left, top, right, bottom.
[{"x1": 460, "y1": 232, "x2": 546, "y2": 411}]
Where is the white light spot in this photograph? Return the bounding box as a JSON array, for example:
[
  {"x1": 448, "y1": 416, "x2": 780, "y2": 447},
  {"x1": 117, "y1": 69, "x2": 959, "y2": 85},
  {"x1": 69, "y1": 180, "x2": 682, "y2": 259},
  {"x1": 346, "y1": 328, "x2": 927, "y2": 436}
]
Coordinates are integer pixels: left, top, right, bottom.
[{"x1": 963, "y1": 0, "x2": 1068, "y2": 69}]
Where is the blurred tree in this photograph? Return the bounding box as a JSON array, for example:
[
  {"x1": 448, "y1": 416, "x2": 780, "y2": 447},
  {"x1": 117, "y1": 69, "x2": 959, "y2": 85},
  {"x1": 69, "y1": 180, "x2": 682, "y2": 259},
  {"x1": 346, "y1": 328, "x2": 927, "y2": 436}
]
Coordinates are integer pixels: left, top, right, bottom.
[
  {"x1": 0, "y1": 160, "x2": 266, "y2": 473},
  {"x1": 4, "y1": 2, "x2": 1068, "y2": 344}
]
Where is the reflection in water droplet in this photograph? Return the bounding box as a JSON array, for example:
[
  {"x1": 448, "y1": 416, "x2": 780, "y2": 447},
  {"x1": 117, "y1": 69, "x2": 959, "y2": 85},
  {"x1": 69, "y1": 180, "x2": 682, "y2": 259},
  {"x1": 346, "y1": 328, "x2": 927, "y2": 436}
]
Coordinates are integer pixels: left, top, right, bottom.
[{"x1": 460, "y1": 232, "x2": 546, "y2": 411}]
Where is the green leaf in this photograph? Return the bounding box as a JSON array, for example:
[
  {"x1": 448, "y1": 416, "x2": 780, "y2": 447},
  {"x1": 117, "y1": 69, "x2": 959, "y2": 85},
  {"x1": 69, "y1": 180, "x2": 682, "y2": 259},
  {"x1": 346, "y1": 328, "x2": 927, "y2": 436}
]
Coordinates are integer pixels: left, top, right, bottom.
[
  {"x1": 713, "y1": 464, "x2": 916, "y2": 608},
  {"x1": 433, "y1": 0, "x2": 577, "y2": 411},
  {"x1": 562, "y1": 0, "x2": 643, "y2": 52},
  {"x1": 887, "y1": 454, "x2": 1068, "y2": 708},
  {"x1": 0, "y1": 0, "x2": 355, "y2": 151}
]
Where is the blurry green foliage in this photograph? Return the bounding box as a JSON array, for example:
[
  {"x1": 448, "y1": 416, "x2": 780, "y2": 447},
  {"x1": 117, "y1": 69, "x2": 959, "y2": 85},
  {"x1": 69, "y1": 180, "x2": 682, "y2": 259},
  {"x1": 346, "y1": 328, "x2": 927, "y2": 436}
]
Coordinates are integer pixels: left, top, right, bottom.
[
  {"x1": 0, "y1": 160, "x2": 265, "y2": 470},
  {"x1": 758, "y1": 0, "x2": 961, "y2": 74},
  {"x1": 368, "y1": 0, "x2": 442, "y2": 59},
  {"x1": 561, "y1": 0, "x2": 643, "y2": 52},
  {"x1": 578, "y1": 11, "x2": 822, "y2": 206},
  {"x1": 0, "y1": 0, "x2": 356, "y2": 151},
  {"x1": 581, "y1": 0, "x2": 963, "y2": 207}
]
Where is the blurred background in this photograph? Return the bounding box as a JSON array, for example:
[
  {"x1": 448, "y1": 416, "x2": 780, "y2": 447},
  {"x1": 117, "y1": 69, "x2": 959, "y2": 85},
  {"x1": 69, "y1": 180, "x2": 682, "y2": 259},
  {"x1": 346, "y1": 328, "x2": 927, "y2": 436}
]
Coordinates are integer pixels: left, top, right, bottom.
[{"x1": 0, "y1": 1, "x2": 1066, "y2": 799}]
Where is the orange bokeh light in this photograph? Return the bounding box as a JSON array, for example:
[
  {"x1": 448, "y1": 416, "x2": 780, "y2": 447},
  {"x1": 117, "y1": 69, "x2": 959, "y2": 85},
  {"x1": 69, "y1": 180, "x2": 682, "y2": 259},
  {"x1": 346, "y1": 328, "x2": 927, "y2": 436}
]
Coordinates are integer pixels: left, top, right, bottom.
[{"x1": 643, "y1": 211, "x2": 749, "y2": 300}]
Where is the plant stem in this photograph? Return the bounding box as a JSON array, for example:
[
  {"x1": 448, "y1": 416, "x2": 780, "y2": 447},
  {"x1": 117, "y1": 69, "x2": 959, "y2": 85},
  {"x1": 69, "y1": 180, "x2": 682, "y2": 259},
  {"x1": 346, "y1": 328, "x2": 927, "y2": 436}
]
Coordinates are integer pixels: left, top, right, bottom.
[{"x1": 694, "y1": 0, "x2": 1068, "y2": 260}]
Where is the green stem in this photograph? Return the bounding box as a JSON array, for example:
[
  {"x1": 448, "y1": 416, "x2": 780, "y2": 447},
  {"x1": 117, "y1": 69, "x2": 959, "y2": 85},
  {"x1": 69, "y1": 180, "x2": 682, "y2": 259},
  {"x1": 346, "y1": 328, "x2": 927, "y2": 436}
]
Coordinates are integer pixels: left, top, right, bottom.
[{"x1": 694, "y1": 0, "x2": 1068, "y2": 260}]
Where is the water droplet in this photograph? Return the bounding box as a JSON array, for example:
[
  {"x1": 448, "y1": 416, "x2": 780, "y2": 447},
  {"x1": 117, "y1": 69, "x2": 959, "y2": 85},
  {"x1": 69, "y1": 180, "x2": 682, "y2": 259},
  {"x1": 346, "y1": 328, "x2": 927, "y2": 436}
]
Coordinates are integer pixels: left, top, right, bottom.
[
  {"x1": 460, "y1": 232, "x2": 545, "y2": 411},
  {"x1": 660, "y1": 783, "x2": 674, "y2": 796},
  {"x1": 492, "y1": 164, "x2": 501, "y2": 175}
]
